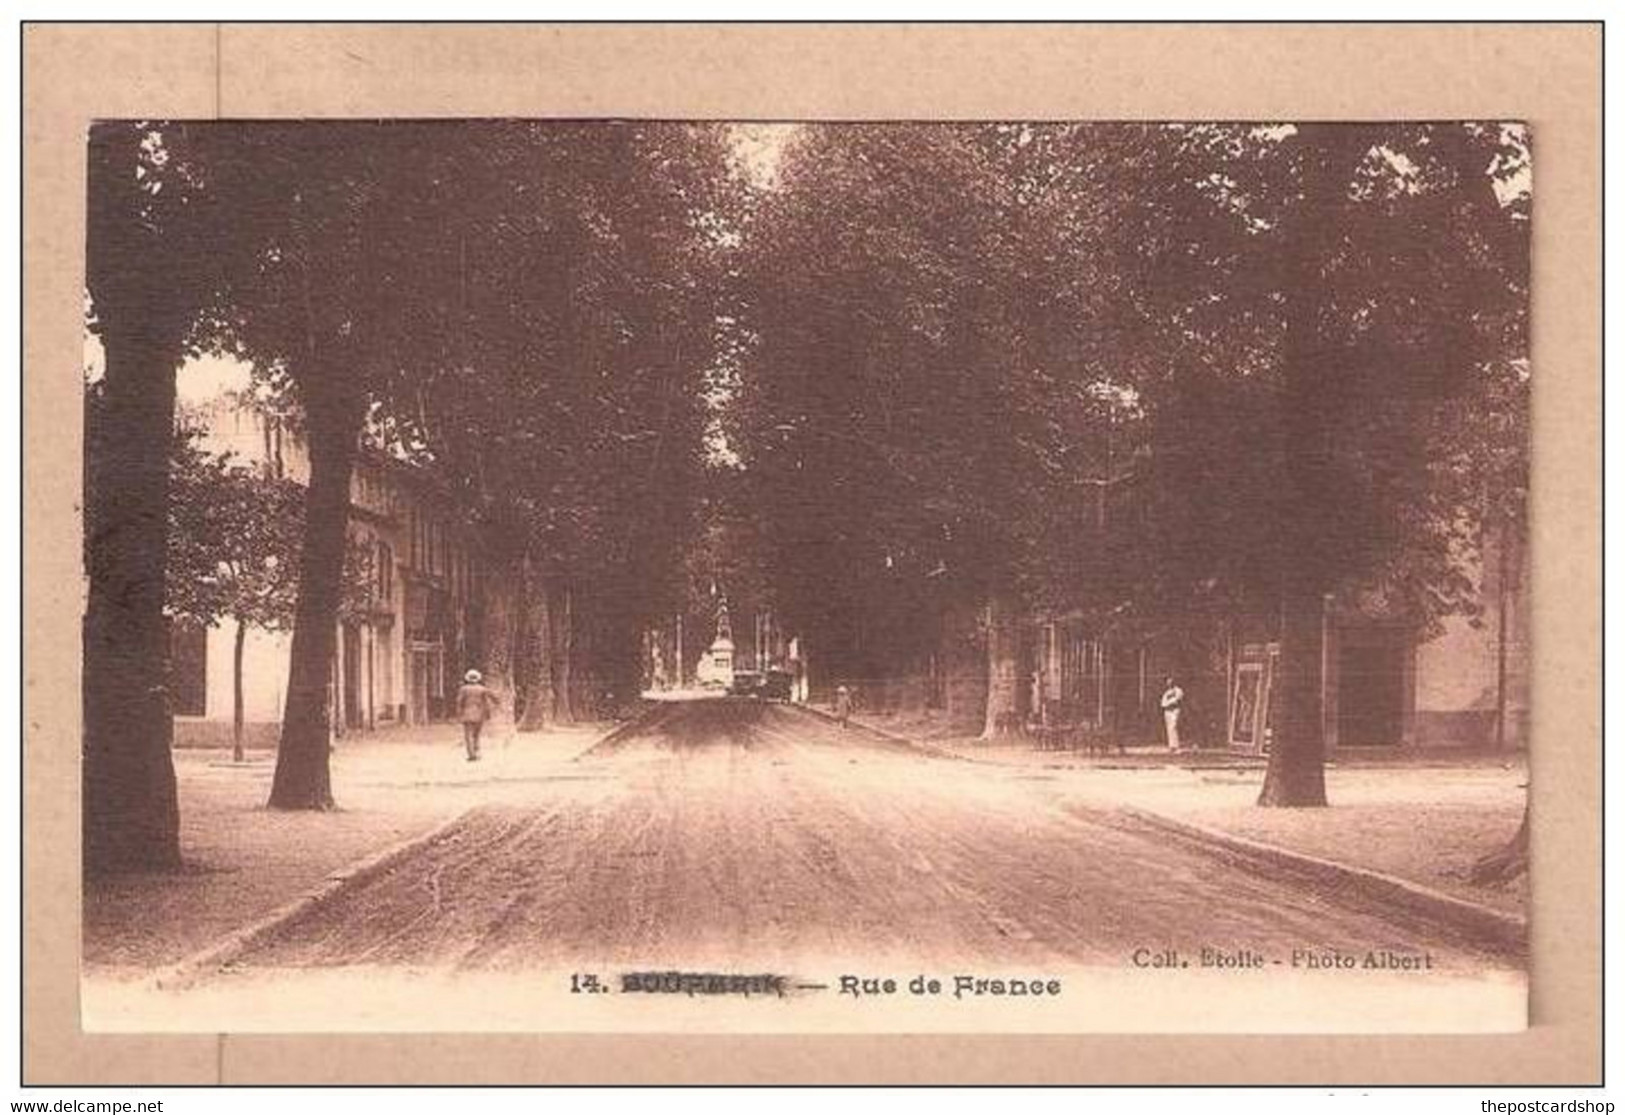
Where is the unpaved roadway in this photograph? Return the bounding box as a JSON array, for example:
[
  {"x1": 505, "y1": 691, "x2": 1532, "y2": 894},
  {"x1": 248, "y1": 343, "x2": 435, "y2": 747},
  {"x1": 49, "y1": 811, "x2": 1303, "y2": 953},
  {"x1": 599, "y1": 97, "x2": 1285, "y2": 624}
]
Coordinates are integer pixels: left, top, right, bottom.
[{"x1": 228, "y1": 699, "x2": 1520, "y2": 975}]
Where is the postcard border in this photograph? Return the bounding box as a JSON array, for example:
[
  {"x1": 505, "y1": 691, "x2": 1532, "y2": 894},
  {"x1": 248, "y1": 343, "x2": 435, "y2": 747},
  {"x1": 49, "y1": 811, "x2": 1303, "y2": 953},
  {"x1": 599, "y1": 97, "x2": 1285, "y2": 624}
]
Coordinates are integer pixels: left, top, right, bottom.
[{"x1": 21, "y1": 21, "x2": 1602, "y2": 1085}]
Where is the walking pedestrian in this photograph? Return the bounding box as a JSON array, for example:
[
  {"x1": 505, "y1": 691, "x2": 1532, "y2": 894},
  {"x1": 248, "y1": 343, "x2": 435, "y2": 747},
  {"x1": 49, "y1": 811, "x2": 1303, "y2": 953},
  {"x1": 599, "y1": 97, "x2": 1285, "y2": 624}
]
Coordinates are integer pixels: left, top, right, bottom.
[
  {"x1": 1160, "y1": 675, "x2": 1185, "y2": 753},
  {"x1": 834, "y1": 684, "x2": 853, "y2": 729},
  {"x1": 457, "y1": 669, "x2": 500, "y2": 762}
]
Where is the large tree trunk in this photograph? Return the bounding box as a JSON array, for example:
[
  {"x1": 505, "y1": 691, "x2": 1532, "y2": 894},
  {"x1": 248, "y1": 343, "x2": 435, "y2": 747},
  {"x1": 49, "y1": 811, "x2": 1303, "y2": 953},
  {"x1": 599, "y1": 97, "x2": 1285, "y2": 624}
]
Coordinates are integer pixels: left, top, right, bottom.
[
  {"x1": 479, "y1": 553, "x2": 523, "y2": 735},
  {"x1": 551, "y1": 584, "x2": 575, "y2": 723},
  {"x1": 517, "y1": 557, "x2": 553, "y2": 732},
  {"x1": 594, "y1": 609, "x2": 644, "y2": 716},
  {"x1": 232, "y1": 618, "x2": 247, "y2": 763},
  {"x1": 268, "y1": 414, "x2": 358, "y2": 810},
  {"x1": 937, "y1": 605, "x2": 979, "y2": 730},
  {"x1": 83, "y1": 328, "x2": 182, "y2": 874},
  {"x1": 1256, "y1": 333, "x2": 1333, "y2": 807},
  {"x1": 1256, "y1": 130, "x2": 1366, "y2": 808},
  {"x1": 980, "y1": 597, "x2": 1020, "y2": 741},
  {"x1": 1257, "y1": 587, "x2": 1328, "y2": 806}
]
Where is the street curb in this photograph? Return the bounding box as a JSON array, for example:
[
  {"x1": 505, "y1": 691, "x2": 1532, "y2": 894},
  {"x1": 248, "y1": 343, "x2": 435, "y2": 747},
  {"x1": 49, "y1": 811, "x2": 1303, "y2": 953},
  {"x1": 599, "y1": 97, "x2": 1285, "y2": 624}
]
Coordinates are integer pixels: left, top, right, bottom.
[
  {"x1": 798, "y1": 706, "x2": 1524, "y2": 954},
  {"x1": 795, "y1": 707, "x2": 1271, "y2": 771},
  {"x1": 790, "y1": 704, "x2": 971, "y2": 762},
  {"x1": 1106, "y1": 805, "x2": 1527, "y2": 957},
  {"x1": 150, "y1": 810, "x2": 472, "y2": 991},
  {"x1": 574, "y1": 701, "x2": 677, "y2": 759}
]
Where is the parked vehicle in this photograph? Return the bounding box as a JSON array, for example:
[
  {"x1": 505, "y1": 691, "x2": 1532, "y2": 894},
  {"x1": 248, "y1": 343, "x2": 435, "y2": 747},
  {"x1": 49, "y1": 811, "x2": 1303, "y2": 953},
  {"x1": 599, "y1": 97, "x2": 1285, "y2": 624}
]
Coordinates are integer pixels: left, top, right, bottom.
[
  {"x1": 760, "y1": 668, "x2": 794, "y2": 702},
  {"x1": 728, "y1": 670, "x2": 763, "y2": 697}
]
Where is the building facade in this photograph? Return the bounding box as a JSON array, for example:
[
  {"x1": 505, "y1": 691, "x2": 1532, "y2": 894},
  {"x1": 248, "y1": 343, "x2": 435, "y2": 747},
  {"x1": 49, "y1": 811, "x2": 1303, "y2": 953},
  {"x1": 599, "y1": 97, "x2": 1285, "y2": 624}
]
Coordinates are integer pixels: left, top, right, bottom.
[
  {"x1": 171, "y1": 395, "x2": 483, "y2": 747},
  {"x1": 1022, "y1": 522, "x2": 1529, "y2": 753}
]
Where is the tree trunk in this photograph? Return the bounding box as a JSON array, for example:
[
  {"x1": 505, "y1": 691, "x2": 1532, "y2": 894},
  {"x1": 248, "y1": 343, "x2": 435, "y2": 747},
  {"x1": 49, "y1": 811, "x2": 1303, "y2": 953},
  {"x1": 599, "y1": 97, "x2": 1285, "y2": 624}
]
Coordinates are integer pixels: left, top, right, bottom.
[
  {"x1": 937, "y1": 605, "x2": 978, "y2": 730},
  {"x1": 674, "y1": 613, "x2": 685, "y2": 688},
  {"x1": 1495, "y1": 519, "x2": 1511, "y2": 748},
  {"x1": 1256, "y1": 335, "x2": 1333, "y2": 807},
  {"x1": 517, "y1": 558, "x2": 553, "y2": 732},
  {"x1": 1255, "y1": 129, "x2": 1366, "y2": 808},
  {"x1": 1470, "y1": 803, "x2": 1529, "y2": 884},
  {"x1": 480, "y1": 553, "x2": 523, "y2": 735},
  {"x1": 1257, "y1": 587, "x2": 1329, "y2": 806},
  {"x1": 980, "y1": 597, "x2": 1020, "y2": 741},
  {"x1": 268, "y1": 414, "x2": 358, "y2": 810},
  {"x1": 232, "y1": 618, "x2": 247, "y2": 762},
  {"x1": 83, "y1": 328, "x2": 183, "y2": 874},
  {"x1": 597, "y1": 610, "x2": 644, "y2": 715},
  {"x1": 551, "y1": 584, "x2": 575, "y2": 723}
]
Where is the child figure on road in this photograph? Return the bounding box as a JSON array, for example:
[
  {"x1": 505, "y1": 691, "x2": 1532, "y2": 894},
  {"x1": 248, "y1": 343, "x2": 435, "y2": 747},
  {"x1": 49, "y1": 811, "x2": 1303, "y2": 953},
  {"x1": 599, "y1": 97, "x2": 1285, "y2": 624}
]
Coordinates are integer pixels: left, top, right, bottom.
[
  {"x1": 834, "y1": 684, "x2": 854, "y2": 729},
  {"x1": 457, "y1": 669, "x2": 501, "y2": 761}
]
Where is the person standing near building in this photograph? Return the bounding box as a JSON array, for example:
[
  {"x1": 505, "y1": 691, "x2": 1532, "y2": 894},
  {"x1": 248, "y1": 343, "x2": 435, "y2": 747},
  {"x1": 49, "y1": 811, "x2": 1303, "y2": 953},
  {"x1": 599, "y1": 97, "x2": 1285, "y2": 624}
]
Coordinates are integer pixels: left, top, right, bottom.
[
  {"x1": 1160, "y1": 675, "x2": 1184, "y2": 753},
  {"x1": 834, "y1": 684, "x2": 854, "y2": 729},
  {"x1": 457, "y1": 669, "x2": 500, "y2": 761}
]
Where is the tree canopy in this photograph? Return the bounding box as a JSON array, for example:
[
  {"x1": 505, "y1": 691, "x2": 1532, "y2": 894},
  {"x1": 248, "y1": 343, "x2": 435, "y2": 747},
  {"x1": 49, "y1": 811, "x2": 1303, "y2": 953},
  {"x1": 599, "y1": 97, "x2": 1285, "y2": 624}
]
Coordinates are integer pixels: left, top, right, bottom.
[
  {"x1": 86, "y1": 117, "x2": 1531, "y2": 840},
  {"x1": 729, "y1": 121, "x2": 1529, "y2": 791}
]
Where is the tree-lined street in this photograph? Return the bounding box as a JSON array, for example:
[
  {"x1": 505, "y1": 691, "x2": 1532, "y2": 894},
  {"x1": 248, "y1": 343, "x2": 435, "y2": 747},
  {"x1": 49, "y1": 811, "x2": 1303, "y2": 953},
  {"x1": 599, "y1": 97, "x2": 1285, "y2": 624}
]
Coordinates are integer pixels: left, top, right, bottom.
[{"x1": 81, "y1": 119, "x2": 1532, "y2": 1000}]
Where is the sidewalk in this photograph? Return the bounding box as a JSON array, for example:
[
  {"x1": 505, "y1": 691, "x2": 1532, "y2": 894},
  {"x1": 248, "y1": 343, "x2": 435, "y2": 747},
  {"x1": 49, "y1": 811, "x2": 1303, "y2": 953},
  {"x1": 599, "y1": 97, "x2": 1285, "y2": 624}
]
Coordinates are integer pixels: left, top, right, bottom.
[
  {"x1": 841, "y1": 707, "x2": 1529, "y2": 917},
  {"x1": 831, "y1": 707, "x2": 1251, "y2": 767},
  {"x1": 83, "y1": 720, "x2": 614, "y2": 977},
  {"x1": 1064, "y1": 763, "x2": 1527, "y2": 917}
]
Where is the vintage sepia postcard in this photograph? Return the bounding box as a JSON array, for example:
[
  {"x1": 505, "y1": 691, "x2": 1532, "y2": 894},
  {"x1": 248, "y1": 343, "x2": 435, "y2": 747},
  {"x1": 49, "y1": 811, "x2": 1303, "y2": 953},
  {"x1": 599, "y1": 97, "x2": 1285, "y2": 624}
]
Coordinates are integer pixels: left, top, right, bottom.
[
  {"x1": 76, "y1": 114, "x2": 1533, "y2": 1036},
  {"x1": 24, "y1": 24, "x2": 1600, "y2": 1085}
]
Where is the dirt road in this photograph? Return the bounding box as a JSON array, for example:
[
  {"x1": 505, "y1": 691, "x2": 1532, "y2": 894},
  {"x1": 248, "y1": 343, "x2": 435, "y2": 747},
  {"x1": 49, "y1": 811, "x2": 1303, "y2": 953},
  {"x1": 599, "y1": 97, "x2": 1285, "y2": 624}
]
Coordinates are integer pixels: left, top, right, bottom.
[{"x1": 226, "y1": 699, "x2": 1519, "y2": 975}]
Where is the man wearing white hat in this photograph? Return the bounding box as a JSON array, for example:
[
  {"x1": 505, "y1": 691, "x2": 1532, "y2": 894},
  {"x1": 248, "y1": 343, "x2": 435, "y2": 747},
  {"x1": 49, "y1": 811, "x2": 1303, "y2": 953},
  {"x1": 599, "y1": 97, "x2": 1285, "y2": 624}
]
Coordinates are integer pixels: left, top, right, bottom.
[{"x1": 456, "y1": 669, "x2": 501, "y2": 761}]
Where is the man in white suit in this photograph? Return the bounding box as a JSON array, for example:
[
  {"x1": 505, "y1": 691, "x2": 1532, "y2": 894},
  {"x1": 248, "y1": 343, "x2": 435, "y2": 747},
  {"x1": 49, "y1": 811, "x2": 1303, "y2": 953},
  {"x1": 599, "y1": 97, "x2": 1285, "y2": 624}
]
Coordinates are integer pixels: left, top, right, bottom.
[{"x1": 1160, "y1": 676, "x2": 1185, "y2": 753}]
